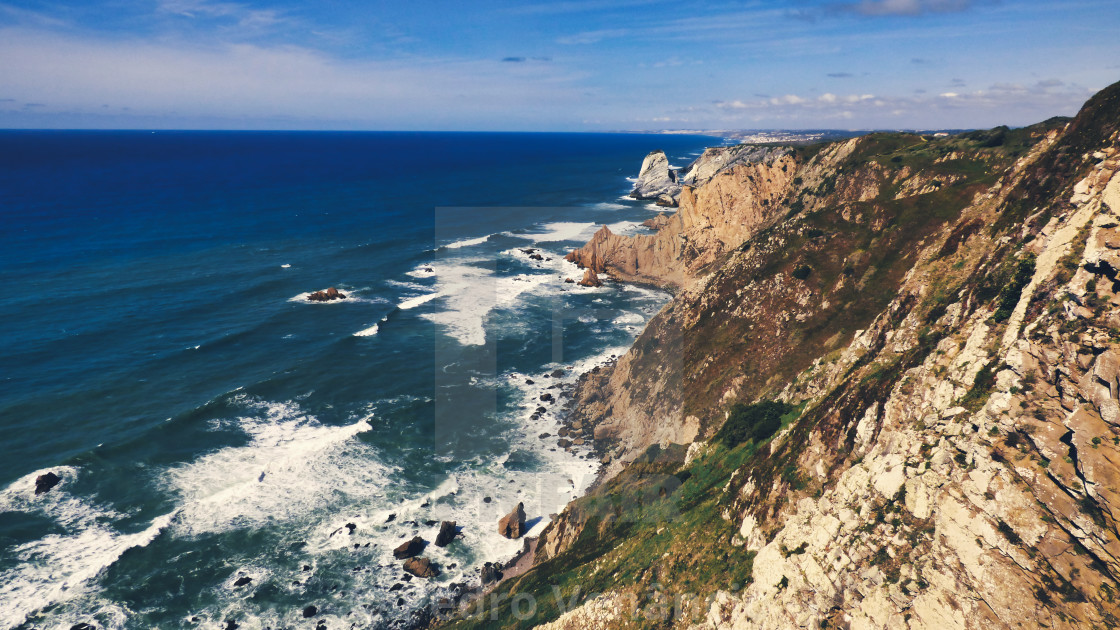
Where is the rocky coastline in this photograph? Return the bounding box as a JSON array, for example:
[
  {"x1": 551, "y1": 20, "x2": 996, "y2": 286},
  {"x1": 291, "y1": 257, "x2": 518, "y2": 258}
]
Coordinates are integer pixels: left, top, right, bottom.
[{"x1": 438, "y1": 80, "x2": 1120, "y2": 630}]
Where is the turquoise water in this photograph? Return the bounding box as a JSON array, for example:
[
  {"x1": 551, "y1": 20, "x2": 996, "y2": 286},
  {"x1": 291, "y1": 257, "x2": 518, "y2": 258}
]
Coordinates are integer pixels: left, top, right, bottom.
[{"x1": 0, "y1": 131, "x2": 717, "y2": 629}]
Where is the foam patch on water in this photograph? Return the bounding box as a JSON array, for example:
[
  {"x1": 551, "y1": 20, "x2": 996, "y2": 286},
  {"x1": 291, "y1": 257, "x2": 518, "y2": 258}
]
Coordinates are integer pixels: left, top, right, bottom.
[
  {"x1": 164, "y1": 398, "x2": 389, "y2": 536},
  {"x1": 511, "y1": 221, "x2": 599, "y2": 244},
  {"x1": 442, "y1": 234, "x2": 492, "y2": 250},
  {"x1": 0, "y1": 467, "x2": 174, "y2": 629}
]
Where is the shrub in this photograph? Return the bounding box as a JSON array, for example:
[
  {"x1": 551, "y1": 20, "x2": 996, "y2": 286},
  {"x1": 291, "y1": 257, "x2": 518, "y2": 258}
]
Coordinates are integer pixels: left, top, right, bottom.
[
  {"x1": 714, "y1": 401, "x2": 795, "y2": 448},
  {"x1": 993, "y1": 255, "x2": 1036, "y2": 322}
]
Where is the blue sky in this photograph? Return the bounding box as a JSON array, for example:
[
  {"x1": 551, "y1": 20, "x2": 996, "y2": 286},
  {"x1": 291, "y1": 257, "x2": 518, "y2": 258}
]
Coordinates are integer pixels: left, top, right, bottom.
[{"x1": 0, "y1": 0, "x2": 1117, "y2": 130}]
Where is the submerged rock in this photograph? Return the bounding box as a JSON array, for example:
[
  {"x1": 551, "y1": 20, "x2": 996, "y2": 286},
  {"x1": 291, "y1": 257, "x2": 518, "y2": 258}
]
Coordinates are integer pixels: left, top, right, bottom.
[
  {"x1": 302, "y1": 604, "x2": 318, "y2": 618},
  {"x1": 498, "y1": 502, "x2": 527, "y2": 539},
  {"x1": 34, "y1": 471, "x2": 61, "y2": 495}
]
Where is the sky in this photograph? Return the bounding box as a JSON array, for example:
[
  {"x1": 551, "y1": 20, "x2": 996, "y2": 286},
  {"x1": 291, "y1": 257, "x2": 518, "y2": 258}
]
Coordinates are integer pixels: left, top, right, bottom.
[{"x1": 0, "y1": 0, "x2": 1118, "y2": 131}]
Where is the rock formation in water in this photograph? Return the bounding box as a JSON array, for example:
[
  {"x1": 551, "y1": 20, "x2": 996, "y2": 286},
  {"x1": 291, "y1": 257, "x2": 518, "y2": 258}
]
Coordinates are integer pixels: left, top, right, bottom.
[
  {"x1": 435, "y1": 521, "x2": 457, "y2": 547},
  {"x1": 440, "y1": 80, "x2": 1120, "y2": 630},
  {"x1": 497, "y1": 502, "x2": 527, "y2": 539},
  {"x1": 34, "y1": 471, "x2": 61, "y2": 495},
  {"x1": 629, "y1": 150, "x2": 679, "y2": 201},
  {"x1": 403, "y1": 556, "x2": 440, "y2": 578},
  {"x1": 577, "y1": 268, "x2": 603, "y2": 287},
  {"x1": 307, "y1": 287, "x2": 346, "y2": 302}
]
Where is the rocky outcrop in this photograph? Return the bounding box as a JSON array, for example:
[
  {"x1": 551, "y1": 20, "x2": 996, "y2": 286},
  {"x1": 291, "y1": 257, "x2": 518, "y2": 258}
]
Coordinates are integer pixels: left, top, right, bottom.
[
  {"x1": 392, "y1": 536, "x2": 425, "y2": 559},
  {"x1": 568, "y1": 153, "x2": 797, "y2": 290},
  {"x1": 629, "y1": 150, "x2": 679, "y2": 201},
  {"x1": 34, "y1": 471, "x2": 61, "y2": 495},
  {"x1": 402, "y1": 557, "x2": 440, "y2": 578},
  {"x1": 577, "y1": 268, "x2": 602, "y2": 287},
  {"x1": 434, "y1": 521, "x2": 457, "y2": 547},
  {"x1": 307, "y1": 287, "x2": 346, "y2": 302},
  {"x1": 498, "y1": 502, "x2": 526, "y2": 539}
]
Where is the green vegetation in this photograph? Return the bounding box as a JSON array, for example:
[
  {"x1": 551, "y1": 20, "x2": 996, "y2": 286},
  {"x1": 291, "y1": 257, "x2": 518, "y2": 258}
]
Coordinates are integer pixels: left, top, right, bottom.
[
  {"x1": 961, "y1": 359, "x2": 999, "y2": 412},
  {"x1": 993, "y1": 255, "x2": 1036, "y2": 322},
  {"x1": 713, "y1": 401, "x2": 797, "y2": 448}
]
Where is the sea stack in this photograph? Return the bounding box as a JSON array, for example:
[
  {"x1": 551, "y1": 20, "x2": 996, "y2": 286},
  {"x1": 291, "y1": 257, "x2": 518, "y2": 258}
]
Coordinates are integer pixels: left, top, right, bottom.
[
  {"x1": 629, "y1": 150, "x2": 680, "y2": 201},
  {"x1": 498, "y1": 502, "x2": 526, "y2": 539}
]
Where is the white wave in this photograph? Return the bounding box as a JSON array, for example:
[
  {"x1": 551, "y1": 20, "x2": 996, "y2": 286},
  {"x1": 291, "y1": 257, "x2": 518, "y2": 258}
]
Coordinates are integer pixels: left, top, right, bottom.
[
  {"x1": 614, "y1": 312, "x2": 645, "y2": 326},
  {"x1": 353, "y1": 323, "x2": 379, "y2": 337},
  {"x1": 418, "y1": 261, "x2": 556, "y2": 346},
  {"x1": 511, "y1": 221, "x2": 599, "y2": 243},
  {"x1": 280, "y1": 264, "x2": 291, "y2": 268},
  {"x1": 0, "y1": 468, "x2": 174, "y2": 629},
  {"x1": 442, "y1": 234, "x2": 492, "y2": 249},
  {"x1": 397, "y1": 291, "x2": 444, "y2": 310},
  {"x1": 617, "y1": 194, "x2": 637, "y2": 201},
  {"x1": 404, "y1": 264, "x2": 437, "y2": 278},
  {"x1": 590, "y1": 202, "x2": 627, "y2": 211},
  {"x1": 163, "y1": 398, "x2": 389, "y2": 536}
]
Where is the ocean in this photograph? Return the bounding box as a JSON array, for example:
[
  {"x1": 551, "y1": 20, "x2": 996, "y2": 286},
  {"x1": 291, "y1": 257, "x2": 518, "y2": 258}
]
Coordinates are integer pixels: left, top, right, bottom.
[{"x1": 0, "y1": 130, "x2": 718, "y2": 629}]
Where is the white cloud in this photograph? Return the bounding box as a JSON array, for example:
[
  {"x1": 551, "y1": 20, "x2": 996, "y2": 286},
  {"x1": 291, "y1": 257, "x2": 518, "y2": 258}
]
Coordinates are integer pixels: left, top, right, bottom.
[
  {"x1": 832, "y1": 0, "x2": 976, "y2": 17},
  {"x1": 0, "y1": 28, "x2": 590, "y2": 129}
]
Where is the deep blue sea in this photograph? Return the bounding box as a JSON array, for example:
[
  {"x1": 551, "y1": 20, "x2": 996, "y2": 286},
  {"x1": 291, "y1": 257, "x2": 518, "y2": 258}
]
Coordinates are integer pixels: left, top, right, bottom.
[{"x1": 0, "y1": 130, "x2": 718, "y2": 629}]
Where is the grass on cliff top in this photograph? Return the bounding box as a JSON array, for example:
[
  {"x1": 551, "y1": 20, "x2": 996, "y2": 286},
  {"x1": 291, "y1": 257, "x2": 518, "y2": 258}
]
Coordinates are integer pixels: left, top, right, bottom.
[{"x1": 441, "y1": 407, "x2": 806, "y2": 629}]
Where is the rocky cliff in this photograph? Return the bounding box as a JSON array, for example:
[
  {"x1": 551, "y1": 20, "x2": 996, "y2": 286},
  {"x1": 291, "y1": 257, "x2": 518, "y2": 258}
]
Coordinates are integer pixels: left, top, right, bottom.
[
  {"x1": 441, "y1": 80, "x2": 1120, "y2": 630},
  {"x1": 570, "y1": 149, "x2": 796, "y2": 290}
]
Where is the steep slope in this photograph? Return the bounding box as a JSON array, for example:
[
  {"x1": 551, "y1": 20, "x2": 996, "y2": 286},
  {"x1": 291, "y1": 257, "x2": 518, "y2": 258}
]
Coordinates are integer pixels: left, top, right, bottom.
[{"x1": 440, "y1": 81, "x2": 1120, "y2": 630}]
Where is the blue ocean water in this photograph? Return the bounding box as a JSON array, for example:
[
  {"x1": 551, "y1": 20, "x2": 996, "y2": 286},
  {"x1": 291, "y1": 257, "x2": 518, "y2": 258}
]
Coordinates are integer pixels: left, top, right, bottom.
[{"x1": 0, "y1": 130, "x2": 717, "y2": 629}]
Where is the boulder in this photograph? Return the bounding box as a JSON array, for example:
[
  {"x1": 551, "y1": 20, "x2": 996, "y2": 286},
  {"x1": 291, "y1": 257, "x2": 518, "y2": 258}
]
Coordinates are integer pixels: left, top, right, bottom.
[
  {"x1": 498, "y1": 502, "x2": 527, "y2": 539},
  {"x1": 233, "y1": 576, "x2": 252, "y2": 587},
  {"x1": 35, "y1": 471, "x2": 61, "y2": 495},
  {"x1": 564, "y1": 277, "x2": 575, "y2": 284},
  {"x1": 302, "y1": 605, "x2": 318, "y2": 618},
  {"x1": 307, "y1": 287, "x2": 347, "y2": 302},
  {"x1": 435, "y1": 521, "x2": 457, "y2": 547},
  {"x1": 403, "y1": 556, "x2": 440, "y2": 578},
  {"x1": 70, "y1": 625, "x2": 96, "y2": 630},
  {"x1": 578, "y1": 269, "x2": 603, "y2": 288},
  {"x1": 393, "y1": 536, "x2": 426, "y2": 559}
]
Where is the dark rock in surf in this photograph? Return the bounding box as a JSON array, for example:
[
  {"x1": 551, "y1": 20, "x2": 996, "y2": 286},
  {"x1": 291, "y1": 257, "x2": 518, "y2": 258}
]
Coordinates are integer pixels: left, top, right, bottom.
[
  {"x1": 393, "y1": 536, "x2": 425, "y2": 559},
  {"x1": 403, "y1": 556, "x2": 440, "y2": 578},
  {"x1": 307, "y1": 287, "x2": 346, "y2": 302},
  {"x1": 35, "y1": 472, "x2": 61, "y2": 495},
  {"x1": 435, "y1": 521, "x2": 457, "y2": 547}
]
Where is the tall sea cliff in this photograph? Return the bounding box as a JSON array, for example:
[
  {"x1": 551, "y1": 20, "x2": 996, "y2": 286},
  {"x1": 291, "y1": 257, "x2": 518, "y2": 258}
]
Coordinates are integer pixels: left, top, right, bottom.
[{"x1": 442, "y1": 79, "x2": 1120, "y2": 629}]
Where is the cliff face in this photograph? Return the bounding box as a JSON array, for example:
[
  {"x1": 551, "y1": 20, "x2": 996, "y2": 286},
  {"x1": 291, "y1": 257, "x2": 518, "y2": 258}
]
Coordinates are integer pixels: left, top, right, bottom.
[
  {"x1": 442, "y1": 82, "x2": 1120, "y2": 630},
  {"x1": 569, "y1": 150, "x2": 796, "y2": 290}
]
